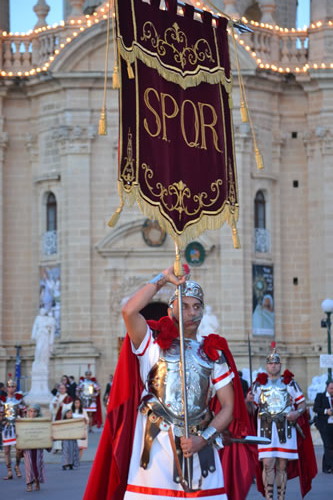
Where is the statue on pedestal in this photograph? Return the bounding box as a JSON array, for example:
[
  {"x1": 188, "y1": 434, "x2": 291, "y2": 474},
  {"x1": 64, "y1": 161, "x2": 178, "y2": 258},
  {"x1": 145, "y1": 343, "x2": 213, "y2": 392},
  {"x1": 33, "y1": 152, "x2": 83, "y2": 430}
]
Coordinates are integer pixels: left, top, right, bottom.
[
  {"x1": 31, "y1": 308, "x2": 55, "y2": 370},
  {"x1": 25, "y1": 308, "x2": 56, "y2": 405}
]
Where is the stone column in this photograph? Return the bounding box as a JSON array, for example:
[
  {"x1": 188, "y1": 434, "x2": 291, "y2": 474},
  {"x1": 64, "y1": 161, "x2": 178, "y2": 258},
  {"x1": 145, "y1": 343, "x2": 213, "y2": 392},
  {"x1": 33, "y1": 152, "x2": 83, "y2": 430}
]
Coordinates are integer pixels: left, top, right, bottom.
[
  {"x1": 0, "y1": 0, "x2": 9, "y2": 32},
  {"x1": 219, "y1": 122, "x2": 252, "y2": 352},
  {"x1": 310, "y1": 0, "x2": 333, "y2": 23},
  {"x1": 303, "y1": 123, "x2": 333, "y2": 342},
  {"x1": 56, "y1": 124, "x2": 97, "y2": 342}
]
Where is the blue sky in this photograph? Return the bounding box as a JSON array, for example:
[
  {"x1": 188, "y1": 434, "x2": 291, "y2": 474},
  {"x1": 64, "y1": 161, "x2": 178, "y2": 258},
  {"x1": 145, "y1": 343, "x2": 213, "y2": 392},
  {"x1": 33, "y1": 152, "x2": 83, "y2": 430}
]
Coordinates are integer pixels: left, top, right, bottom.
[
  {"x1": 11, "y1": 0, "x2": 63, "y2": 33},
  {"x1": 11, "y1": 0, "x2": 310, "y2": 33}
]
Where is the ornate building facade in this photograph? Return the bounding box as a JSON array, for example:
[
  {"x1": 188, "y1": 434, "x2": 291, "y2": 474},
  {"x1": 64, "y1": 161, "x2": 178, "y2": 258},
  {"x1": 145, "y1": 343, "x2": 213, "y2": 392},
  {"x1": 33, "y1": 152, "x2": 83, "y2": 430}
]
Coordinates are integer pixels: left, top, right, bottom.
[{"x1": 0, "y1": 0, "x2": 332, "y2": 395}]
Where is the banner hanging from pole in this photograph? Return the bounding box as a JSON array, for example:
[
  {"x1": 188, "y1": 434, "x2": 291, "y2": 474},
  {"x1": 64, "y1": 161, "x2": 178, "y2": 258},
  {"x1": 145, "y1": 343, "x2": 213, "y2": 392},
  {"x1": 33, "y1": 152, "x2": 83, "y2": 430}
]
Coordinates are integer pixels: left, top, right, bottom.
[{"x1": 111, "y1": 0, "x2": 239, "y2": 249}]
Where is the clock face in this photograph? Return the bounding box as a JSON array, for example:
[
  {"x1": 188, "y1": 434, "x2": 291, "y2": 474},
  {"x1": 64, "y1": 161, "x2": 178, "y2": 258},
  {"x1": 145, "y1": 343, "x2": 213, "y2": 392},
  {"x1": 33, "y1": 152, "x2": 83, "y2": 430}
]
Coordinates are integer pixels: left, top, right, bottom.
[{"x1": 142, "y1": 219, "x2": 167, "y2": 247}]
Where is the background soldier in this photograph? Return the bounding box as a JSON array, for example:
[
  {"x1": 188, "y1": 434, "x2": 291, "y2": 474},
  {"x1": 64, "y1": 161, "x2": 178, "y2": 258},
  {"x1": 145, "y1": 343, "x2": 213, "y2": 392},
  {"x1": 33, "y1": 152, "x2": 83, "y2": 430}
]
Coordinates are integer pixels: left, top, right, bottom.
[
  {"x1": 0, "y1": 378, "x2": 26, "y2": 480},
  {"x1": 77, "y1": 369, "x2": 101, "y2": 431},
  {"x1": 252, "y1": 347, "x2": 316, "y2": 499}
]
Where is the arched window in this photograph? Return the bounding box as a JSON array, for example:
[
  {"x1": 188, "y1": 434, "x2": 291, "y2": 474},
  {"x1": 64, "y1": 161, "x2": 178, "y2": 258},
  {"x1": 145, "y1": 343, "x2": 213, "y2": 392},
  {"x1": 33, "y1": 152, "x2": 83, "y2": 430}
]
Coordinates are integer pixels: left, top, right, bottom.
[
  {"x1": 254, "y1": 190, "x2": 266, "y2": 229},
  {"x1": 43, "y1": 192, "x2": 58, "y2": 256},
  {"x1": 46, "y1": 193, "x2": 57, "y2": 232},
  {"x1": 254, "y1": 191, "x2": 270, "y2": 253}
]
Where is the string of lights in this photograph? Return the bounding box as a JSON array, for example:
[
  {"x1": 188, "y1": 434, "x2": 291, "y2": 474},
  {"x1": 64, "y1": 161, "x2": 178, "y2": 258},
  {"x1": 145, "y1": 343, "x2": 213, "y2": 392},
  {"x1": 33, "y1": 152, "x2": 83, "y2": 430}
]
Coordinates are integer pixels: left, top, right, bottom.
[{"x1": 0, "y1": 1, "x2": 332, "y2": 78}]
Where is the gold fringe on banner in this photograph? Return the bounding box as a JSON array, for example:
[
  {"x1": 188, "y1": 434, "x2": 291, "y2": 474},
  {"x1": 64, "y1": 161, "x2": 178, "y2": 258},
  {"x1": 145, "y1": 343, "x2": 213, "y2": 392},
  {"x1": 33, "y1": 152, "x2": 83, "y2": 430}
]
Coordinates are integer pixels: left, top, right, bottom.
[
  {"x1": 131, "y1": 190, "x2": 240, "y2": 250},
  {"x1": 117, "y1": 43, "x2": 232, "y2": 92}
]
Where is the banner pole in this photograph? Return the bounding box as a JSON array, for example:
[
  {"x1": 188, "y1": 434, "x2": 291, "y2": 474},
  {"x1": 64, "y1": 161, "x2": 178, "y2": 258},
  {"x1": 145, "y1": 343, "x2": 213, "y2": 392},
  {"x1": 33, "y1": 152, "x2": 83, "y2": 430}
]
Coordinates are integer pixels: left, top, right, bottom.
[
  {"x1": 174, "y1": 243, "x2": 192, "y2": 490},
  {"x1": 247, "y1": 331, "x2": 253, "y2": 386}
]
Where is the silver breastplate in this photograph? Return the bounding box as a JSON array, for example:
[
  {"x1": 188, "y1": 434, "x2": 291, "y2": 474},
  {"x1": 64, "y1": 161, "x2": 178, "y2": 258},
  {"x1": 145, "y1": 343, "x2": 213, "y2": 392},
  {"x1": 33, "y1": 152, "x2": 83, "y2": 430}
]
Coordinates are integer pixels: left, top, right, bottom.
[
  {"x1": 259, "y1": 378, "x2": 292, "y2": 416},
  {"x1": 146, "y1": 338, "x2": 214, "y2": 426},
  {"x1": 81, "y1": 380, "x2": 95, "y2": 397},
  {"x1": 3, "y1": 397, "x2": 21, "y2": 422}
]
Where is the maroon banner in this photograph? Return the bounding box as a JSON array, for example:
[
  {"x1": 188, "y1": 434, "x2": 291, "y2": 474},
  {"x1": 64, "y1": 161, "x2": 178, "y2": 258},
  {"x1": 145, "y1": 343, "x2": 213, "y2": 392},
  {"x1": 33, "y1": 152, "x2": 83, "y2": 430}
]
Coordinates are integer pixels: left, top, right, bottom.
[{"x1": 114, "y1": 0, "x2": 239, "y2": 248}]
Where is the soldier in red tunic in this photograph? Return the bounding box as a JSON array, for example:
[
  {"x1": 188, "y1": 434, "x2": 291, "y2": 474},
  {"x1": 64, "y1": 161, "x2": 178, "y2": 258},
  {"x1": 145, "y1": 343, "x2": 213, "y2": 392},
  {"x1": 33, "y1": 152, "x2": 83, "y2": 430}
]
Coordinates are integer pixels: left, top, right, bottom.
[{"x1": 0, "y1": 377, "x2": 26, "y2": 480}]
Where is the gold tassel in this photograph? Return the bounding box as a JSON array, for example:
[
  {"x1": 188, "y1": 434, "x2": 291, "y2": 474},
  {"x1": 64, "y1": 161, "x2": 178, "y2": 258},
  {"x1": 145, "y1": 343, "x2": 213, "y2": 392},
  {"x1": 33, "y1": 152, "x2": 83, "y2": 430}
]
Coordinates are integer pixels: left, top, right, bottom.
[
  {"x1": 240, "y1": 102, "x2": 248, "y2": 123},
  {"x1": 228, "y1": 93, "x2": 233, "y2": 109},
  {"x1": 255, "y1": 147, "x2": 264, "y2": 170},
  {"x1": 112, "y1": 65, "x2": 120, "y2": 89},
  {"x1": 231, "y1": 222, "x2": 241, "y2": 249},
  {"x1": 127, "y1": 61, "x2": 135, "y2": 79},
  {"x1": 98, "y1": 108, "x2": 107, "y2": 136},
  {"x1": 108, "y1": 201, "x2": 124, "y2": 227}
]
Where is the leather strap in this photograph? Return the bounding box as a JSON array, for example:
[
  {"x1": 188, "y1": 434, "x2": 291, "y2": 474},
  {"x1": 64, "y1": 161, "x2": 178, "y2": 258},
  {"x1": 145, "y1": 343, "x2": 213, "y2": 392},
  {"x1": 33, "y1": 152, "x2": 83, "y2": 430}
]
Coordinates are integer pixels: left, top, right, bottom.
[
  {"x1": 140, "y1": 418, "x2": 161, "y2": 469},
  {"x1": 168, "y1": 428, "x2": 189, "y2": 492}
]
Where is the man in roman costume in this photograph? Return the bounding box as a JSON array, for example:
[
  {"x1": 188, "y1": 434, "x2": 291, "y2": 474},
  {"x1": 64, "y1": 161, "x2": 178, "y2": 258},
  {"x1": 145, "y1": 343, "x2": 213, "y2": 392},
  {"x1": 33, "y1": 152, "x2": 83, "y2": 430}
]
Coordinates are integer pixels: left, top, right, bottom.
[
  {"x1": 252, "y1": 346, "x2": 317, "y2": 499},
  {"x1": 0, "y1": 377, "x2": 26, "y2": 480},
  {"x1": 76, "y1": 369, "x2": 102, "y2": 431},
  {"x1": 84, "y1": 265, "x2": 254, "y2": 500},
  {"x1": 49, "y1": 382, "x2": 73, "y2": 453}
]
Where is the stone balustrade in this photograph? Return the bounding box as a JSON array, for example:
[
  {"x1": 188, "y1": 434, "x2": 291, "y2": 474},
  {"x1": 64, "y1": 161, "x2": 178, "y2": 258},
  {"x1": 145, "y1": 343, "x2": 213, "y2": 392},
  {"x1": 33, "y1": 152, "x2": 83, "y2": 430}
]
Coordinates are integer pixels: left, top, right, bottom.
[
  {"x1": 244, "y1": 25, "x2": 308, "y2": 70},
  {"x1": 0, "y1": 16, "x2": 311, "y2": 76},
  {"x1": 0, "y1": 22, "x2": 88, "y2": 75}
]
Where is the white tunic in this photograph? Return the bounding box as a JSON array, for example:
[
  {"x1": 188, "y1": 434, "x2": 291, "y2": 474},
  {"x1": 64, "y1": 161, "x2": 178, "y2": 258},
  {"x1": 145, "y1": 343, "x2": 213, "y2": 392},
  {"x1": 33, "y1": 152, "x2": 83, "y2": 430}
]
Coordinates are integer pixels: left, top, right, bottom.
[
  {"x1": 124, "y1": 327, "x2": 234, "y2": 500},
  {"x1": 253, "y1": 377, "x2": 305, "y2": 460}
]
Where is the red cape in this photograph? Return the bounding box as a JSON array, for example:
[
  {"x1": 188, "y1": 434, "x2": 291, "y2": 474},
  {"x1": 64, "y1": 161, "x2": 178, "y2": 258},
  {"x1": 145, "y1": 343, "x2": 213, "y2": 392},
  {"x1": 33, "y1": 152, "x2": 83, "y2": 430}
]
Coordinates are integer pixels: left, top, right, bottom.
[
  {"x1": 84, "y1": 321, "x2": 255, "y2": 500},
  {"x1": 92, "y1": 393, "x2": 103, "y2": 428},
  {"x1": 255, "y1": 411, "x2": 317, "y2": 498}
]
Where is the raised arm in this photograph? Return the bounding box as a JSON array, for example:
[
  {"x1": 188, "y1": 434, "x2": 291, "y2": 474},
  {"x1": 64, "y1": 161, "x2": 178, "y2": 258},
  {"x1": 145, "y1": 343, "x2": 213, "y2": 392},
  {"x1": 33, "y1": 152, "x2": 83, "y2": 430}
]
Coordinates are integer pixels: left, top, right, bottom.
[{"x1": 121, "y1": 265, "x2": 186, "y2": 349}]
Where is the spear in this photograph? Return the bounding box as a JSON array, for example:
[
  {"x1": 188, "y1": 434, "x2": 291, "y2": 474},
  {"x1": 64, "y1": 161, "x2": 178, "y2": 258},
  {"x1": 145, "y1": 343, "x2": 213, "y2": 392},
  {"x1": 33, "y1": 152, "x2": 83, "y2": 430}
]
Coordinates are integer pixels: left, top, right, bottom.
[
  {"x1": 174, "y1": 245, "x2": 192, "y2": 490},
  {"x1": 248, "y1": 330, "x2": 253, "y2": 386}
]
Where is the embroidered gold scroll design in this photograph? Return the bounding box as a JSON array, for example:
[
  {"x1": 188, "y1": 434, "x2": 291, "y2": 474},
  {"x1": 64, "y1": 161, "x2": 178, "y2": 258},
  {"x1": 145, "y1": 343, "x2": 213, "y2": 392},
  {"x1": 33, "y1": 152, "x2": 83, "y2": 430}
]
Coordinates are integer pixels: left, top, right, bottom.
[
  {"x1": 140, "y1": 21, "x2": 215, "y2": 69},
  {"x1": 141, "y1": 163, "x2": 223, "y2": 220},
  {"x1": 121, "y1": 129, "x2": 135, "y2": 192},
  {"x1": 228, "y1": 158, "x2": 236, "y2": 206}
]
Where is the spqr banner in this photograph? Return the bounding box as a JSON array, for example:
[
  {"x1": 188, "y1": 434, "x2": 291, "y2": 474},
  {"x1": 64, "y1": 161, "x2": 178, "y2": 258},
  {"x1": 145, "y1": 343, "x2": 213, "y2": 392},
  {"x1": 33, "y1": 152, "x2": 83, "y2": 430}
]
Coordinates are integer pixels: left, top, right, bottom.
[{"x1": 113, "y1": 0, "x2": 239, "y2": 248}]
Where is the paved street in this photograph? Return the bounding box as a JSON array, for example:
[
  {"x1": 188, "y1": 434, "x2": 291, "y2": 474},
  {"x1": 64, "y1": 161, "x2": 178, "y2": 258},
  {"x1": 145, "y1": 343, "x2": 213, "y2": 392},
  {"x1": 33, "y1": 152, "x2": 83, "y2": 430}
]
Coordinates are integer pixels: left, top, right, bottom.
[{"x1": 1, "y1": 429, "x2": 332, "y2": 499}]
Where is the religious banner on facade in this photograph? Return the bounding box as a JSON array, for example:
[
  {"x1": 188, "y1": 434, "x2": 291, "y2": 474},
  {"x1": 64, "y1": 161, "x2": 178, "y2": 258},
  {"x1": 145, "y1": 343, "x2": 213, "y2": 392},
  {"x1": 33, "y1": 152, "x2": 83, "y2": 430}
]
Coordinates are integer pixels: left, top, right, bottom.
[{"x1": 112, "y1": 0, "x2": 239, "y2": 248}]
